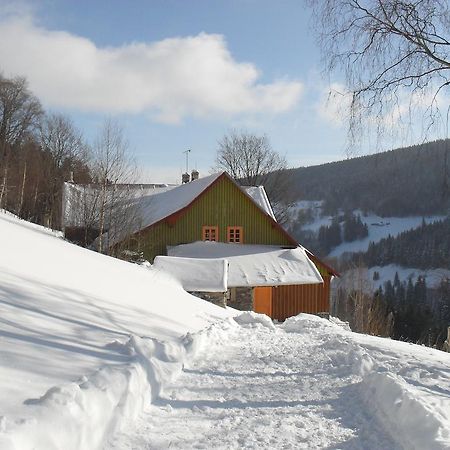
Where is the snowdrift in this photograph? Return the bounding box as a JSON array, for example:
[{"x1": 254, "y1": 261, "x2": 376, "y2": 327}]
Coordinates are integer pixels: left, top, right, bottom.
[
  {"x1": 281, "y1": 314, "x2": 450, "y2": 450},
  {"x1": 0, "y1": 211, "x2": 232, "y2": 449},
  {"x1": 1, "y1": 211, "x2": 449, "y2": 449}
]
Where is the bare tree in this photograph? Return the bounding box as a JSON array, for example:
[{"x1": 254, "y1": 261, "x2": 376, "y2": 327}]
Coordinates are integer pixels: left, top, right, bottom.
[
  {"x1": 308, "y1": 0, "x2": 450, "y2": 144},
  {"x1": 40, "y1": 113, "x2": 87, "y2": 170},
  {"x1": 92, "y1": 119, "x2": 139, "y2": 253},
  {"x1": 215, "y1": 130, "x2": 292, "y2": 223},
  {"x1": 332, "y1": 259, "x2": 394, "y2": 336},
  {"x1": 0, "y1": 74, "x2": 42, "y2": 208},
  {"x1": 39, "y1": 113, "x2": 88, "y2": 227}
]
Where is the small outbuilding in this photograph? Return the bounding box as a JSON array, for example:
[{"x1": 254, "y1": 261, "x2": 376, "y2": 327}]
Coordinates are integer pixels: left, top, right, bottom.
[{"x1": 167, "y1": 241, "x2": 326, "y2": 320}]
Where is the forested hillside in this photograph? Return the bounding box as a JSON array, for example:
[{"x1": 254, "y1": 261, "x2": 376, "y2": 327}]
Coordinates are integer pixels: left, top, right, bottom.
[
  {"x1": 288, "y1": 140, "x2": 449, "y2": 216},
  {"x1": 353, "y1": 218, "x2": 450, "y2": 270}
]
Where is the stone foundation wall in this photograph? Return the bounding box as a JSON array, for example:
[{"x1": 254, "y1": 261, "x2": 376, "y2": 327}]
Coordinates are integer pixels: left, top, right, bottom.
[
  {"x1": 189, "y1": 291, "x2": 228, "y2": 308},
  {"x1": 227, "y1": 287, "x2": 253, "y2": 311}
]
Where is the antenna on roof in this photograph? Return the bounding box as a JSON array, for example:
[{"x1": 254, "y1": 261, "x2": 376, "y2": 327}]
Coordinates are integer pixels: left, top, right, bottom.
[
  {"x1": 182, "y1": 149, "x2": 192, "y2": 183},
  {"x1": 183, "y1": 149, "x2": 191, "y2": 173}
]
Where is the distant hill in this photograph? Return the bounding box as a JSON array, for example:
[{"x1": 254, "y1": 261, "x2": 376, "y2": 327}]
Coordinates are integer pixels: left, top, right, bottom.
[
  {"x1": 287, "y1": 140, "x2": 450, "y2": 216},
  {"x1": 354, "y1": 217, "x2": 450, "y2": 270}
]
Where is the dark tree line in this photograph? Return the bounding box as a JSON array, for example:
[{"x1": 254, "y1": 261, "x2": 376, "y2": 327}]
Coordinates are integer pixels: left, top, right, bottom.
[
  {"x1": 318, "y1": 217, "x2": 342, "y2": 255},
  {"x1": 0, "y1": 74, "x2": 92, "y2": 228},
  {"x1": 355, "y1": 217, "x2": 450, "y2": 269},
  {"x1": 342, "y1": 211, "x2": 368, "y2": 242},
  {"x1": 0, "y1": 73, "x2": 136, "y2": 240},
  {"x1": 376, "y1": 274, "x2": 450, "y2": 348},
  {"x1": 333, "y1": 269, "x2": 450, "y2": 350},
  {"x1": 296, "y1": 211, "x2": 368, "y2": 256},
  {"x1": 287, "y1": 140, "x2": 450, "y2": 217}
]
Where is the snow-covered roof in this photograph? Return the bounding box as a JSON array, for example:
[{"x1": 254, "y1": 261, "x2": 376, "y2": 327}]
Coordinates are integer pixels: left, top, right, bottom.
[
  {"x1": 153, "y1": 255, "x2": 228, "y2": 292},
  {"x1": 242, "y1": 186, "x2": 276, "y2": 220},
  {"x1": 132, "y1": 173, "x2": 222, "y2": 230},
  {"x1": 63, "y1": 173, "x2": 276, "y2": 232},
  {"x1": 167, "y1": 242, "x2": 323, "y2": 288},
  {"x1": 62, "y1": 182, "x2": 176, "y2": 228}
]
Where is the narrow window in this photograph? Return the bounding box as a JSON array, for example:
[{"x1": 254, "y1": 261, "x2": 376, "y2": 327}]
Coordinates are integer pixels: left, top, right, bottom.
[
  {"x1": 227, "y1": 226, "x2": 243, "y2": 243},
  {"x1": 202, "y1": 226, "x2": 218, "y2": 241}
]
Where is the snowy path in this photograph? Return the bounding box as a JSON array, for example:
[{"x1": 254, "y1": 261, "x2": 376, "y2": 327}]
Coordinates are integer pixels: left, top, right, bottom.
[{"x1": 107, "y1": 318, "x2": 401, "y2": 449}]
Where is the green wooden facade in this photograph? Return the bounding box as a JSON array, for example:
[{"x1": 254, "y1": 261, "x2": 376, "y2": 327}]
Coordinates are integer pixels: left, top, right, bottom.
[{"x1": 122, "y1": 174, "x2": 292, "y2": 262}]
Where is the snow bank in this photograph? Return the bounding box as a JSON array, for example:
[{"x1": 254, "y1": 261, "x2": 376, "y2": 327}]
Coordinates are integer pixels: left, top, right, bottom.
[
  {"x1": 183, "y1": 317, "x2": 240, "y2": 356},
  {"x1": 279, "y1": 313, "x2": 450, "y2": 449},
  {"x1": 233, "y1": 311, "x2": 276, "y2": 330},
  {"x1": 0, "y1": 335, "x2": 168, "y2": 449},
  {"x1": 361, "y1": 371, "x2": 450, "y2": 450},
  {"x1": 153, "y1": 255, "x2": 228, "y2": 292},
  {"x1": 1, "y1": 319, "x2": 247, "y2": 450},
  {"x1": 0, "y1": 211, "x2": 233, "y2": 449},
  {"x1": 280, "y1": 313, "x2": 338, "y2": 333},
  {"x1": 182, "y1": 312, "x2": 277, "y2": 358}
]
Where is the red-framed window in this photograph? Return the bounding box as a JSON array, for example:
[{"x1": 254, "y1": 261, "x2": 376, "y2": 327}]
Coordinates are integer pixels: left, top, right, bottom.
[
  {"x1": 202, "y1": 226, "x2": 219, "y2": 241},
  {"x1": 227, "y1": 226, "x2": 243, "y2": 243}
]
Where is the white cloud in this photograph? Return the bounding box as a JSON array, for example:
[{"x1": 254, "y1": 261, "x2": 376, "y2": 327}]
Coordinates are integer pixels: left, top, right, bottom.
[
  {"x1": 315, "y1": 82, "x2": 352, "y2": 127},
  {"x1": 0, "y1": 15, "x2": 303, "y2": 123}
]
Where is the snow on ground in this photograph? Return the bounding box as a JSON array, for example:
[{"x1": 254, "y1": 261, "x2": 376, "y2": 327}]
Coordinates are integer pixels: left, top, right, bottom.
[
  {"x1": 0, "y1": 210, "x2": 232, "y2": 450},
  {"x1": 335, "y1": 264, "x2": 450, "y2": 294},
  {"x1": 368, "y1": 265, "x2": 450, "y2": 289},
  {"x1": 290, "y1": 201, "x2": 445, "y2": 258},
  {"x1": 328, "y1": 213, "x2": 445, "y2": 257},
  {"x1": 107, "y1": 313, "x2": 450, "y2": 450},
  {"x1": 2, "y1": 210, "x2": 450, "y2": 449}
]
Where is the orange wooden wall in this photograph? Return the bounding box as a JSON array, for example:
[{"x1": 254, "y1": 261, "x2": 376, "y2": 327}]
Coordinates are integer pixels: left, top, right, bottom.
[
  {"x1": 269, "y1": 277, "x2": 331, "y2": 321},
  {"x1": 253, "y1": 286, "x2": 272, "y2": 316}
]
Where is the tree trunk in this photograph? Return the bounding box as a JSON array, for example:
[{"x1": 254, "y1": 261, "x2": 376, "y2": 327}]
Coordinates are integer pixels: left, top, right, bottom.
[
  {"x1": 18, "y1": 160, "x2": 27, "y2": 216},
  {"x1": 0, "y1": 163, "x2": 8, "y2": 209},
  {"x1": 97, "y1": 183, "x2": 107, "y2": 253}
]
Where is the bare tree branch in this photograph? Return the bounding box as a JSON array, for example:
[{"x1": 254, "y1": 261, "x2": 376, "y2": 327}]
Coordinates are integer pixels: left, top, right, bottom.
[
  {"x1": 214, "y1": 130, "x2": 293, "y2": 223},
  {"x1": 308, "y1": 0, "x2": 450, "y2": 202}
]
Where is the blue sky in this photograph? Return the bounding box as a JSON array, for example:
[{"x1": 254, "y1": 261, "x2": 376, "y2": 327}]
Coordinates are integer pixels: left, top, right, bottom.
[{"x1": 0, "y1": 0, "x2": 432, "y2": 182}]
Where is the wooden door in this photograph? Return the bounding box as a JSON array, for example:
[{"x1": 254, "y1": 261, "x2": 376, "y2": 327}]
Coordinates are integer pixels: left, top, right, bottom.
[{"x1": 253, "y1": 286, "x2": 272, "y2": 317}]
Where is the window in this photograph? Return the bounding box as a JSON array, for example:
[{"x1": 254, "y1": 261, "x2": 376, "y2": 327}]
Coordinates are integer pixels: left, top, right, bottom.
[
  {"x1": 227, "y1": 226, "x2": 243, "y2": 243},
  {"x1": 202, "y1": 226, "x2": 218, "y2": 241}
]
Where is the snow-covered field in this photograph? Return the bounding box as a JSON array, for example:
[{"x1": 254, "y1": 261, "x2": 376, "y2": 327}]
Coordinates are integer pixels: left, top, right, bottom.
[
  {"x1": 291, "y1": 201, "x2": 445, "y2": 258},
  {"x1": 335, "y1": 264, "x2": 450, "y2": 294},
  {"x1": 369, "y1": 265, "x2": 450, "y2": 289},
  {"x1": 290, "y1": 201, "x2": 448, "y2": 286},
  {"x1": 1, "y1": 210, "x2": 450, "y2": 449},
  {"x1": 328, "y1": 213, "x2": 445, "y2": 257}
]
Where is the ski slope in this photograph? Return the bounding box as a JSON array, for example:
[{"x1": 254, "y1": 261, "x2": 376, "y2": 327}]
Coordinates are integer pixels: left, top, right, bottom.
[{"x1": 1, "y1": 211, "x2": 449, "y2": 449}]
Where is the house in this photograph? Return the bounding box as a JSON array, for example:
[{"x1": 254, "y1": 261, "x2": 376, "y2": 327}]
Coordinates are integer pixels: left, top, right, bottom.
[{"x1": 63, "y1": 171, "x2": 338, "y2": 320}]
